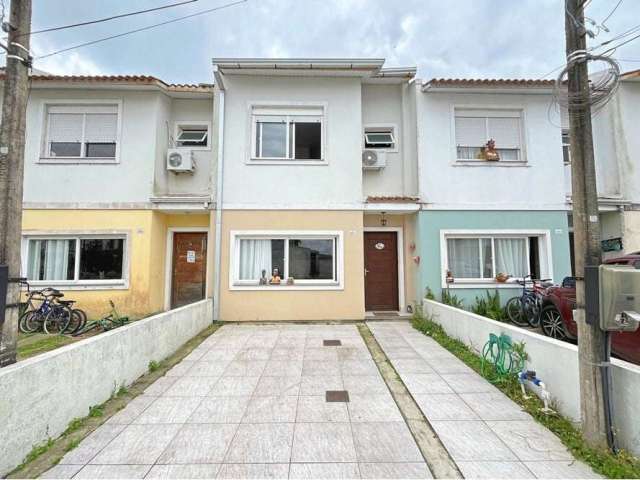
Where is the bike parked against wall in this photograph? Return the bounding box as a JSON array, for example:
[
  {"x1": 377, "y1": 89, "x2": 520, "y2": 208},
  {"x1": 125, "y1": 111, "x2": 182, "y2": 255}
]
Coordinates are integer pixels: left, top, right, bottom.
[
  {"x1": 18, "y1": 284, "x2": 87, "y2": 335},
  {"x1": 505, "y1": 275, "x2": 553, "y2": 328},
  {"x1": 73, "y1": 300, "x2": 129, "y2": 336}
]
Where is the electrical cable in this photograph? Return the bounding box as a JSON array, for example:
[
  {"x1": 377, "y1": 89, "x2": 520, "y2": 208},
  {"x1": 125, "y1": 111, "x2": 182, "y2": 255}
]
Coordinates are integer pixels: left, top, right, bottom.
[
  {"x1": 601, "y1": 0, "x2": 623, "y2": 30},
  {"x1": 35, "y1": 0, "x2": 247, "y2": 60},
  {"x1": 20, "y1": 0, "x2": 199, "y2": 37}
]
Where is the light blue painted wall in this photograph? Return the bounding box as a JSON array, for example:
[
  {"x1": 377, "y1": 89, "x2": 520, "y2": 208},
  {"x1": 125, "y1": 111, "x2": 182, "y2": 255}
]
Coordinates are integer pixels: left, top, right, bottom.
[{"x1": 416, "y1": 210, "x2": 572, "y2": 308}]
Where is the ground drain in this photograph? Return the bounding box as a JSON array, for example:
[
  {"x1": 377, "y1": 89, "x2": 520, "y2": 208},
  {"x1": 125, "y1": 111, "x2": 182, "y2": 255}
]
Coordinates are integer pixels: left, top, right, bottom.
[
  {"x1": 325, "y1": 390, "x2": 350, "y2": 402},
  {"x1": 357, "y1": 323, "x2": 462, "y2": 479},
  {"x1": 323, "y1": 339, "x2": 342, "y2": 346}
]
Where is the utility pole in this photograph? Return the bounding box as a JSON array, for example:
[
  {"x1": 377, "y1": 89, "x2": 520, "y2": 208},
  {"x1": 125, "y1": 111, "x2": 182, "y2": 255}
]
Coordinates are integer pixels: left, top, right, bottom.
[
  {"x1": 564, "y1": 0, "x2": 607, "y2": 449},
  {"x1": 0, "y1": 0, "x2": 32, "y2": 367}
]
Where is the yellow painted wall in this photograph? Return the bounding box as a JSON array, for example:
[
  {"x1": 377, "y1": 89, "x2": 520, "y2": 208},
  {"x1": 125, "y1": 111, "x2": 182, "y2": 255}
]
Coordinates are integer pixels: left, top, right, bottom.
[
  {"x1": 220, "y1": 210, "x2": 365, "y2": 321},
  {"x1": 364, "y1": 213, "x2": 419, "y2": 311},
  {"x1": 22, "y1": 210, "x2": 213, "y2": 319}
]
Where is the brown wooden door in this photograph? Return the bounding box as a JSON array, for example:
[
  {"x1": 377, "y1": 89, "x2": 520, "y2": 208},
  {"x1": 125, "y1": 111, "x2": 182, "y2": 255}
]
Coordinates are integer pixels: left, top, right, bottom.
[
  {"x1": 364, "y1": 232, "x2": 399, "y2": 311},
  {"x1": 171, "y1": 232, "x2": 207, "y2": 309}
]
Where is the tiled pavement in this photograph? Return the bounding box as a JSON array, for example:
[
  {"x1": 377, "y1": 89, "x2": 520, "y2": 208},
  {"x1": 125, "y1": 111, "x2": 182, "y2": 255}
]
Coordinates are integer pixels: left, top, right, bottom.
[
  {"x1": 42, "y1": 324, "x2": 432, "y2": 479},
  {"x1": 367, "y1": 321, "x2": 601, "y2": 480}
]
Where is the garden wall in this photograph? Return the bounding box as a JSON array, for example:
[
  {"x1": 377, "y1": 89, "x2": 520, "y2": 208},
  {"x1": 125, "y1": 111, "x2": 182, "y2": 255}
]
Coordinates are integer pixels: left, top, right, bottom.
[
  {"x1": 423, "y1": 299, "x2": 640, "y2": 456},
  {"x1": 0, "y1": 299, "x2": 213, "y2": 476}
]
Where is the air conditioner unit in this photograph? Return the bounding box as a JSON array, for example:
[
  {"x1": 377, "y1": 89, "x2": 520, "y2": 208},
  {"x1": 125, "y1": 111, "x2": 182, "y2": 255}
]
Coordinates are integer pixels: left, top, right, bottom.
[
  {"x1": 167, "y1": 148, "x2": 194, "y2": 172},
  {"x1": 362, "y1": 150, "x2": 386, "y2": 170}
]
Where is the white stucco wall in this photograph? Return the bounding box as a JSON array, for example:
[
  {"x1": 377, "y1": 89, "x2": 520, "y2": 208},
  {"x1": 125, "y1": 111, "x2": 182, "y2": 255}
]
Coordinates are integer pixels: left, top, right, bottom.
[
  {"x1": 417, "y1": 91, "x2": 567, "y2": 210},
  {"x1": 221, "y1": 75, "x2": 363, "y2": 209}
]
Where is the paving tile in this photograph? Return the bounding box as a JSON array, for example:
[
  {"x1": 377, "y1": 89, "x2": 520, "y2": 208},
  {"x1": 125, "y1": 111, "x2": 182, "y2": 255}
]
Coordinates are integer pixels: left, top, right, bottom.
[
  {"x1": 303, "y1": 347, "x2": 339, "y2": 361},
  {"x1": 302, "y1": 359, "x2": 341, "y2": 376},
  {"x1": 460, "y1": 392, "x2": 531, "y2": 421},
  {"x1": 359, "y1": 462, "x2": 433, "y2": 479},
  {"x1": 143, "y1": 376, "x2": 178, "y2": 396},
  {"x1": 270, "y1": 348, "x2": 304, "y2": 361},
  {"x1": 40, "y1": 464, "x2": 84, "y2": 479},
  {"x1": 133, "y1": 396, "x2": 202, "y2": 424},
  {"x1": 75, "y1": 464, "x2": 152, "y2": 479},
  {"x1": 300, "y1": 375, "x2": 343, "y2": 395},
  {"x1": 487, "y1": 420, "x2": 573, "y2": 461},
  {"x1": 90, "y1": 424, "x2": 181, "y2": 465},
  {"x1": 187, "y1": 396, "x2": 251, "y2": 423},
  {"x1": 291, "y1": 423, "x2": 357, "y2": 462},
  {"x1": 337, "y1": 347, "x2": 371, "y2": 361},
  {"x1": 262, "y1": 360, "x2": 303, "y2": 377},
  {"x1": 106, "y1": 395, "x2": 157, "y2": 425},
  {"x1": 342, "y1": 375, "x2": 388, "y2": 395},
  {"x1": 289, "y1": 463, "x2": 360, "y2": 479},
  {"x1": 296, "y1": 395, "x2": 349, "y2": 422},
  {"x1": 523, "y1": 460, "x2": 601, "y2": 478},
  {"x1": 162, "y1": 376, "x2": 219, "y2": 397},
  {"x1": 200, "y1": 349, "x2": 241, "y2": 362},
  {"x1": 424, "y1": 357, "x2": 474, "y2": 374},
  {"x1": 181, "y1": 347, "x2": 209, "y2": 363},
  {"x1": 352, "y1": 422, "x2": 423, "y2": 463},
  {"x1": 60, "y1": 424, "x2": 126, "y2": 464},
  {"x1": 157, "y1": 424, "x2": 238, "y2": 464},
  {"x1": 210, "y1": 376, "x2": 260, "y2": 396},
  {"x1": 413, "y1": 393, "x2": 479, "y2": 421},
  {"x1": 391, "y1": 358, "x2": 435, "y2": 374},
  {"x1": 242, "y1": 395, "x2": 298, "y2": 423},
  {"x1": 441, "y1": 373, "x2": 501, "y2": 394},
  {"x1": 400, "y1": 373, "x2": 454, "y2": 394},
  {"x1": 184, "y1": 361, "x2": 229, "y2": 377},
  {"x1": 253, "y1": 375, "x2": 301, "y2": 396},
  {"x1": 456, "y1": 461, "x2": 535, "y2": 479},
  {"x1": 223, "y1": 359, "x2": 267, "y2": 377},
  {"x1": 347, "y1": 393, "x2": 403, "y2": 422},
  {"x1": 383, "y1": 347, "x2": 422, "y2": 360},
  {"x1": 145, "y1": 464, "x2": 222, "y2": 479},
  {"x1": 165, "y1": 361, "x2": 195, "y2": 377},
  {"x1": 224, "y1": 423, "x2": 294, "y2": 463},
  {"x1": 216, "y1": 463, "x2": 289, "y2": 479},
  {"x1": 429, "y1": 420, "x2": 516, "y2": 462},
  {"x1": 341, "y1": 359, "x2": 379, "y2": 375},
  {"x1": 235, "y1": 348, "x2": 273, "y2": 361}
]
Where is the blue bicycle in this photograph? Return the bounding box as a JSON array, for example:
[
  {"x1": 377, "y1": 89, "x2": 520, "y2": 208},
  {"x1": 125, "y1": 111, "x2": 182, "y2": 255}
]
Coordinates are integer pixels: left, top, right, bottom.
[{"x1": 505, "y1": 275, "x2": 553, "y2": 328}]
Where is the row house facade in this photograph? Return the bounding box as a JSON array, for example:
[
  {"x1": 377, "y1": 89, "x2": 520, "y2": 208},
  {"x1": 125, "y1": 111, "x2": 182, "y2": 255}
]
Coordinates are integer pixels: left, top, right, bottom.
[{"x1": 8, "y1": 59, "x2": 638, "y2": 320}]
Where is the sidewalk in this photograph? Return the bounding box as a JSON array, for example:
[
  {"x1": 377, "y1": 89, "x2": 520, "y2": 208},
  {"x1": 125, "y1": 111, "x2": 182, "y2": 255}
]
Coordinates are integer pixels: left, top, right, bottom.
[{"x1": 367, "y1": 321, "x2": 601, "y2": 479}]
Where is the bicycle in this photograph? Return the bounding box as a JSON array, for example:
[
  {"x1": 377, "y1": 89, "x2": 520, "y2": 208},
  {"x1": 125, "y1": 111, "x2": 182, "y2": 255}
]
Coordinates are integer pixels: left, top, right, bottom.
[
  {"x1": 505, "y1": 276, "x2": 553, "y2": 328},
  {"x1": 73, "y1": 300, "x2": 129, "y2": 336},
  {"x1": 19, "y1": 286, "x2": 87, "y2": 335}
]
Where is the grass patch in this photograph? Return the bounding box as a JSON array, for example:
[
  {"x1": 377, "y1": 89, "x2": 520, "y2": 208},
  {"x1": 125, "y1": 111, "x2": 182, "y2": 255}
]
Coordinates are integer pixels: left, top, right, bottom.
[
  {"x1": 411, "y1": 309, "x2": 640, "y2": 479},
  {"x1": 148, "y1": 360, "x2": 160, "y2": 372},
  {"x1": 88, "y1": 405, "x2": 104, "y2": 418},
  {"x1": 17, "y1": 334, "x2": 78, "y2": 360}
]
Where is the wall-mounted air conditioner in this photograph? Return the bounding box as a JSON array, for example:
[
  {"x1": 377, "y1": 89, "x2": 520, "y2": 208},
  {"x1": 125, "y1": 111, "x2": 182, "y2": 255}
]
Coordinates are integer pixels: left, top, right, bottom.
[
  {"x1": 362, "y1": 150, "x2": 386, "y2": 170},
  {"x1": 167, "y1": 148, "x2": 194, "y2": 173}
]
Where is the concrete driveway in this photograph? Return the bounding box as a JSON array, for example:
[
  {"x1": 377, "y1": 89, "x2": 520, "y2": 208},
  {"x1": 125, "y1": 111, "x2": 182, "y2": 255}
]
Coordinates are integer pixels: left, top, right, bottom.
[{"x1": 42, "y1": 324, "x2": 431, "y2": 479}]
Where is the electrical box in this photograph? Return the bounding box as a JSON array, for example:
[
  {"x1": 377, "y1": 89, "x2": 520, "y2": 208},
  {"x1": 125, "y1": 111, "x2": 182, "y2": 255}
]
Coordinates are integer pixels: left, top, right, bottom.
[{"x1": 599, "y1": 264, "x2": 640, "y2": 332}]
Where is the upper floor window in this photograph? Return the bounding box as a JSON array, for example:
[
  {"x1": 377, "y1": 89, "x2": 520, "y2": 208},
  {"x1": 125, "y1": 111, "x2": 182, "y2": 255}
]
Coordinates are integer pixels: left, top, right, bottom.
[
  {"x1": 44, "y1": 104, "x2": 118, "y2": 161},
  {"x1": 454, "y1": 109, "x2": 524, "y2": 163},
  {"x1": 175, "y1": 121, "x2": 211, "y2": 149},
  {"x1": 364, "y1": 127, "x2": 396, "y2": 150},
  {"x1": 562, "y1": 129, "x2": 571, "y2": 164},
  {"x1": 251, "y1": 106, "x2": 323, "y2": 162}
]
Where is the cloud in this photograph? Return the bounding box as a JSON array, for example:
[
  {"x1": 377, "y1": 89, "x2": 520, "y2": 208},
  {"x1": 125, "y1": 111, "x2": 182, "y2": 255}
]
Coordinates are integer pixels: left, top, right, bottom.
[{"x1": 30, "y1": 38, "x2": 103, "y2": 76}]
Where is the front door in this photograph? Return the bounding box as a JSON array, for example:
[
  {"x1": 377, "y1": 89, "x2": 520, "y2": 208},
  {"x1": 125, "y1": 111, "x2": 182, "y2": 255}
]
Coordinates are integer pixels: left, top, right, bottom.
[
  {"x1": 364, "y1": 231, "x2": 399, "y2": 311},
  {"x1": 171, "y1": 232, "x2": 207, "y2": 309}
]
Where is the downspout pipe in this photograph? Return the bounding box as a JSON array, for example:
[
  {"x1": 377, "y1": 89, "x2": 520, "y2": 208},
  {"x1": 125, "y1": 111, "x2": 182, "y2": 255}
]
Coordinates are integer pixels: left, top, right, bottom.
[{"x1": 212, "y1": 66, "x2": 225, "y2": 321}]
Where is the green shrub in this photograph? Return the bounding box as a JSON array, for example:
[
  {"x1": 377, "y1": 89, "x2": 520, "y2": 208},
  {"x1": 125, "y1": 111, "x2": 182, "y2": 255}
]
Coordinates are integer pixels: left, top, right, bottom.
[
  {"x1": 441, "y1": 289, "x2": 464, "y2": 308},
  {"x1": 425, "y1": 287, "x2": 435, "y2": 300},
  {"x1": 471, "y1": 290, "x2": 507, "y2": 321}
]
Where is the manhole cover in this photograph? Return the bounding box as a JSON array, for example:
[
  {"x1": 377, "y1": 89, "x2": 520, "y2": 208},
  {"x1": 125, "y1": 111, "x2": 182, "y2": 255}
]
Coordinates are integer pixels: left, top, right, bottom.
[
  {"x1": 326, "y1": 390, "x2": 350, "y2": 403},
  {"x1": 323, "y1": 339, "x2": 342, "y2": 346}
]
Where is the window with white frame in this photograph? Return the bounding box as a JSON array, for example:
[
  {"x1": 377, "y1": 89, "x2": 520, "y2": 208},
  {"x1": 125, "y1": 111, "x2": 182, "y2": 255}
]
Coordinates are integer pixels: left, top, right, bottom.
[
  {"x1": 24, "y1": 235, "x2": 126, "y2": 284},
  {"x1": 562, "y1": 129, "x2": 571, "y2": 164},
  {"x1": 233, "y1": 233, "x2": 338, "y2": 286},
  {"x1": 454, "y1": 109, "x2": 524, "y2": 162},
  {"x1": 444, "y1": 234, "x2": 546, "y2": 283},
  {"x1": 175, "y1": 122, "x2": 210, "y2": 148},
  {"x1": 364, "y1": 127, "x2": 396, "y2": 149},
  {"x1": 44, "y1": 104, "x2": 118, "y2": 159},
  {"x1": 251, "y1": 106, "x2": 323, "y2": 161}
]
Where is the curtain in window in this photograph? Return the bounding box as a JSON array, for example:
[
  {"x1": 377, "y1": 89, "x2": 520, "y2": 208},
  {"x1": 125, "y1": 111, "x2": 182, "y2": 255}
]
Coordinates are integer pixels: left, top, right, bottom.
[
  {"x1": 447, "y1": 238, "x2": 480, "y2": 278},
  {"x1": 495, "y1": 238, "x2": 527, "y2": 277},
  {"x1": 239, "y1": 239, "x2": 272, "y2": 281},
  {"x1": 27, "y1": 239, "x2": 71, "y2": 280}
]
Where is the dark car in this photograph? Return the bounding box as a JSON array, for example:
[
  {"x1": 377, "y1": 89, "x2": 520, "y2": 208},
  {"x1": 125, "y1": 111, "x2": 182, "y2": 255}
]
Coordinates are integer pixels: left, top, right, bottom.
[{"x1": 539, "y1": 252, "x2": 640, "y2": 365}]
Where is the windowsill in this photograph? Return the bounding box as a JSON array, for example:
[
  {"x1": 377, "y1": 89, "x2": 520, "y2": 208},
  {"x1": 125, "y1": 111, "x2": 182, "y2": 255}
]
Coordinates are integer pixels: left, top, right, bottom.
[
  {"x1": 38, "y1": 157, "x2": 119, "y2": 165},
  {"x1": 24, "y1": 280, "x2": 128, "y2": 291},
  {"x1": 174, "y1": 145, "x2": 212, "y2": 152},
  {"x1": 230, "y1": 283, "x2": 342, "y2": 291},
  {"x1": 453, "y1": 160, "x2": 529, "y2": 167},
  {"x1": 441, "y1": 281, "x2": 525, "y2": 289},
  {"x1": 247, "y1": 158, "x2": 327, "y2": 166}
]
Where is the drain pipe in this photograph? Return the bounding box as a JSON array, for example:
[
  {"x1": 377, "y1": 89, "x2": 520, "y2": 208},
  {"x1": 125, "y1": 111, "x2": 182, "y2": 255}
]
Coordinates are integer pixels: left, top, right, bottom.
[{"x1": 212, "y1": 65, "x2": 225, "y2": 321}]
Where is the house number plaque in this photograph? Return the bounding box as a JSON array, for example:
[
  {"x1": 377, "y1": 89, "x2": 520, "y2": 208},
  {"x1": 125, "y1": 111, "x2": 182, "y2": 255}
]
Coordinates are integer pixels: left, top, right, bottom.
[{"x1": 375, "y1": 242, "x2": 385, "y2": 250}]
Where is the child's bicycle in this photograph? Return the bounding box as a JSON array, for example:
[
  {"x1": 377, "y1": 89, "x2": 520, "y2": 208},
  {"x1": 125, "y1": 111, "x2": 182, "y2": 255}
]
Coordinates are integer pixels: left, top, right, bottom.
[{"x1": 73, "y1": 301, "x2": 129, "y2": 336}]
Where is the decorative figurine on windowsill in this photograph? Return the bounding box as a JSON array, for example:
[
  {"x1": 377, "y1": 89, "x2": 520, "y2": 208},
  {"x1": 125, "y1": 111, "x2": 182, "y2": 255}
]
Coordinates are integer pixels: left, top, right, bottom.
[
  {"x1": 495, "y1": 272, "x2": 510, "y2": 283},
  {"x1": 270, "y1": 267, "x2": 282, "y2": 285},
  {"x1": 287, "y1": 277, "x2": 295, "y2": 285},
  {"x1": 259, "y1": 269, "x2": 268, "y2": 285},
  {"x1": 476, "y1": 139, "x2": 500, "y2": 161}
]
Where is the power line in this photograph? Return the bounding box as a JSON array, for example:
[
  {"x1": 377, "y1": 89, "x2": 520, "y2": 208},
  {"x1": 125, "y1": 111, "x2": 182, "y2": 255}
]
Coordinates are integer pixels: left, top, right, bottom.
[
  {"x1": 601, "y1": 0, "x2": 623, "y2": 30},
  {"x1": 22, "y1": 0, "x2": 199, "y2": 37},
  {"x1": 600, "y1": 31, "x2": 640, "y2": 56},
  {"x1": 36, "y1": 0, "x2": 247, "y2": 60}
]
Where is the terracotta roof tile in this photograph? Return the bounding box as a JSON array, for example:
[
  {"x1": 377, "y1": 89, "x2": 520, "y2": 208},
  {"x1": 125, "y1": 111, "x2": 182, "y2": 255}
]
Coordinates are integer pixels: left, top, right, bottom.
[
  {"x1": 425, "y1": 78, "x2": 555, "y2": 88},
  {"x1": 366, "y1": 195, "x2": 420, "y2": 203}
]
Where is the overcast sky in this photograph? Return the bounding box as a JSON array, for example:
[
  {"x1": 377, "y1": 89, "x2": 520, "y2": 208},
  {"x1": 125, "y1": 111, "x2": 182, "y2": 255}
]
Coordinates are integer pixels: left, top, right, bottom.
[{"x1": 22, "y1": 0, "x2": 640, "y2": 84}]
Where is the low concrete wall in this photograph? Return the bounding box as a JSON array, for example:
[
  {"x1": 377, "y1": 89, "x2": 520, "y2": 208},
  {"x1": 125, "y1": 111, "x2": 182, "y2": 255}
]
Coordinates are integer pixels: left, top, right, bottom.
[
  {"x1": 423, "y1": 299, "x2": 640, "y2": 456},
  {"x1": 0, "y1": 299, "x2": 213, "y2": 476}
]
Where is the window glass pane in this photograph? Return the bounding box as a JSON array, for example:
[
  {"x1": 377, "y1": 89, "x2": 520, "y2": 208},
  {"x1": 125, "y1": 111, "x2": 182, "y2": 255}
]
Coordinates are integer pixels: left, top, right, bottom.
[
  {"x1": 495, "y1": 238, "x2": 528, "y2": 278},
  {"x1": 85, "y1": 142, "x2": 116, "y2": 158},
  {"x1": 481, "y1": 238, "x2": 493, "y2": 278},
  {"x1": 79, "y1": 239, "x2": 124, "y2": 280},
  {"x1": 457, "y1": 146, "x2": 481, "y2": 160},
  {"x1": 447, "y1": 238, "x2": 480, "y2": 278},
  {"x1": 288, "y1": 239, "x2": 334, "y2": 280},
  {"x1": 27, "y1": 239, "x2": 75, "y2": 281},
  {"x1": 50, "y1": 142, "x2": 82, "y2": 157},
  {"x1": 177, "y1": 129, "x2": 208, "y2": 147},
  {"x1": 496, "y1": 148, "x2": 520, "y2": 161},
  {"x1": 259, "y1": 122, "x2": 287, "y2": 158},
  {"x1": 293, "y1": 122, "x2": 321, "y2": 159},
  {"x1": 238, "y1": 239, "x2": 284, "y2": 281}
]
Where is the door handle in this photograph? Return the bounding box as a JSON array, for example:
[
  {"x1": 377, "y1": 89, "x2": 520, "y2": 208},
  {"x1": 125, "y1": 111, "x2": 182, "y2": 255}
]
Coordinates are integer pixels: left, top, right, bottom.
[{"x1": 364, "y1": 268, "x2": 369, "y2": 276}]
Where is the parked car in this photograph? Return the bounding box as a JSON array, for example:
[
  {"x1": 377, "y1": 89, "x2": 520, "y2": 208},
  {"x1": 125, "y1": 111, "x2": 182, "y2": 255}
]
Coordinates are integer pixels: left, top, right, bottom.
[{"x1": 539, "y1": 252, "x2": 640, "y2": 365}]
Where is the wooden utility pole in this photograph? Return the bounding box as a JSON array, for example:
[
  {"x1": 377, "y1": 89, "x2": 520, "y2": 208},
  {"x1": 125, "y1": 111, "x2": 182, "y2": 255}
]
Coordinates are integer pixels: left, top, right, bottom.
[
  {"x1": 564, "y1": 0, "x2": 607, "y2": 449},
  {"x1": 0, "y1": 0, "x2": 32, "y2": 367}
]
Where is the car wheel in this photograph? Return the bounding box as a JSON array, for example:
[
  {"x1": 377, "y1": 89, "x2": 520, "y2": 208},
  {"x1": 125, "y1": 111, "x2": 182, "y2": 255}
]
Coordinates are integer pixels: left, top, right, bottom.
[{"x1": 540, "y1": 305, "x2": 567, "y2": 340}]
